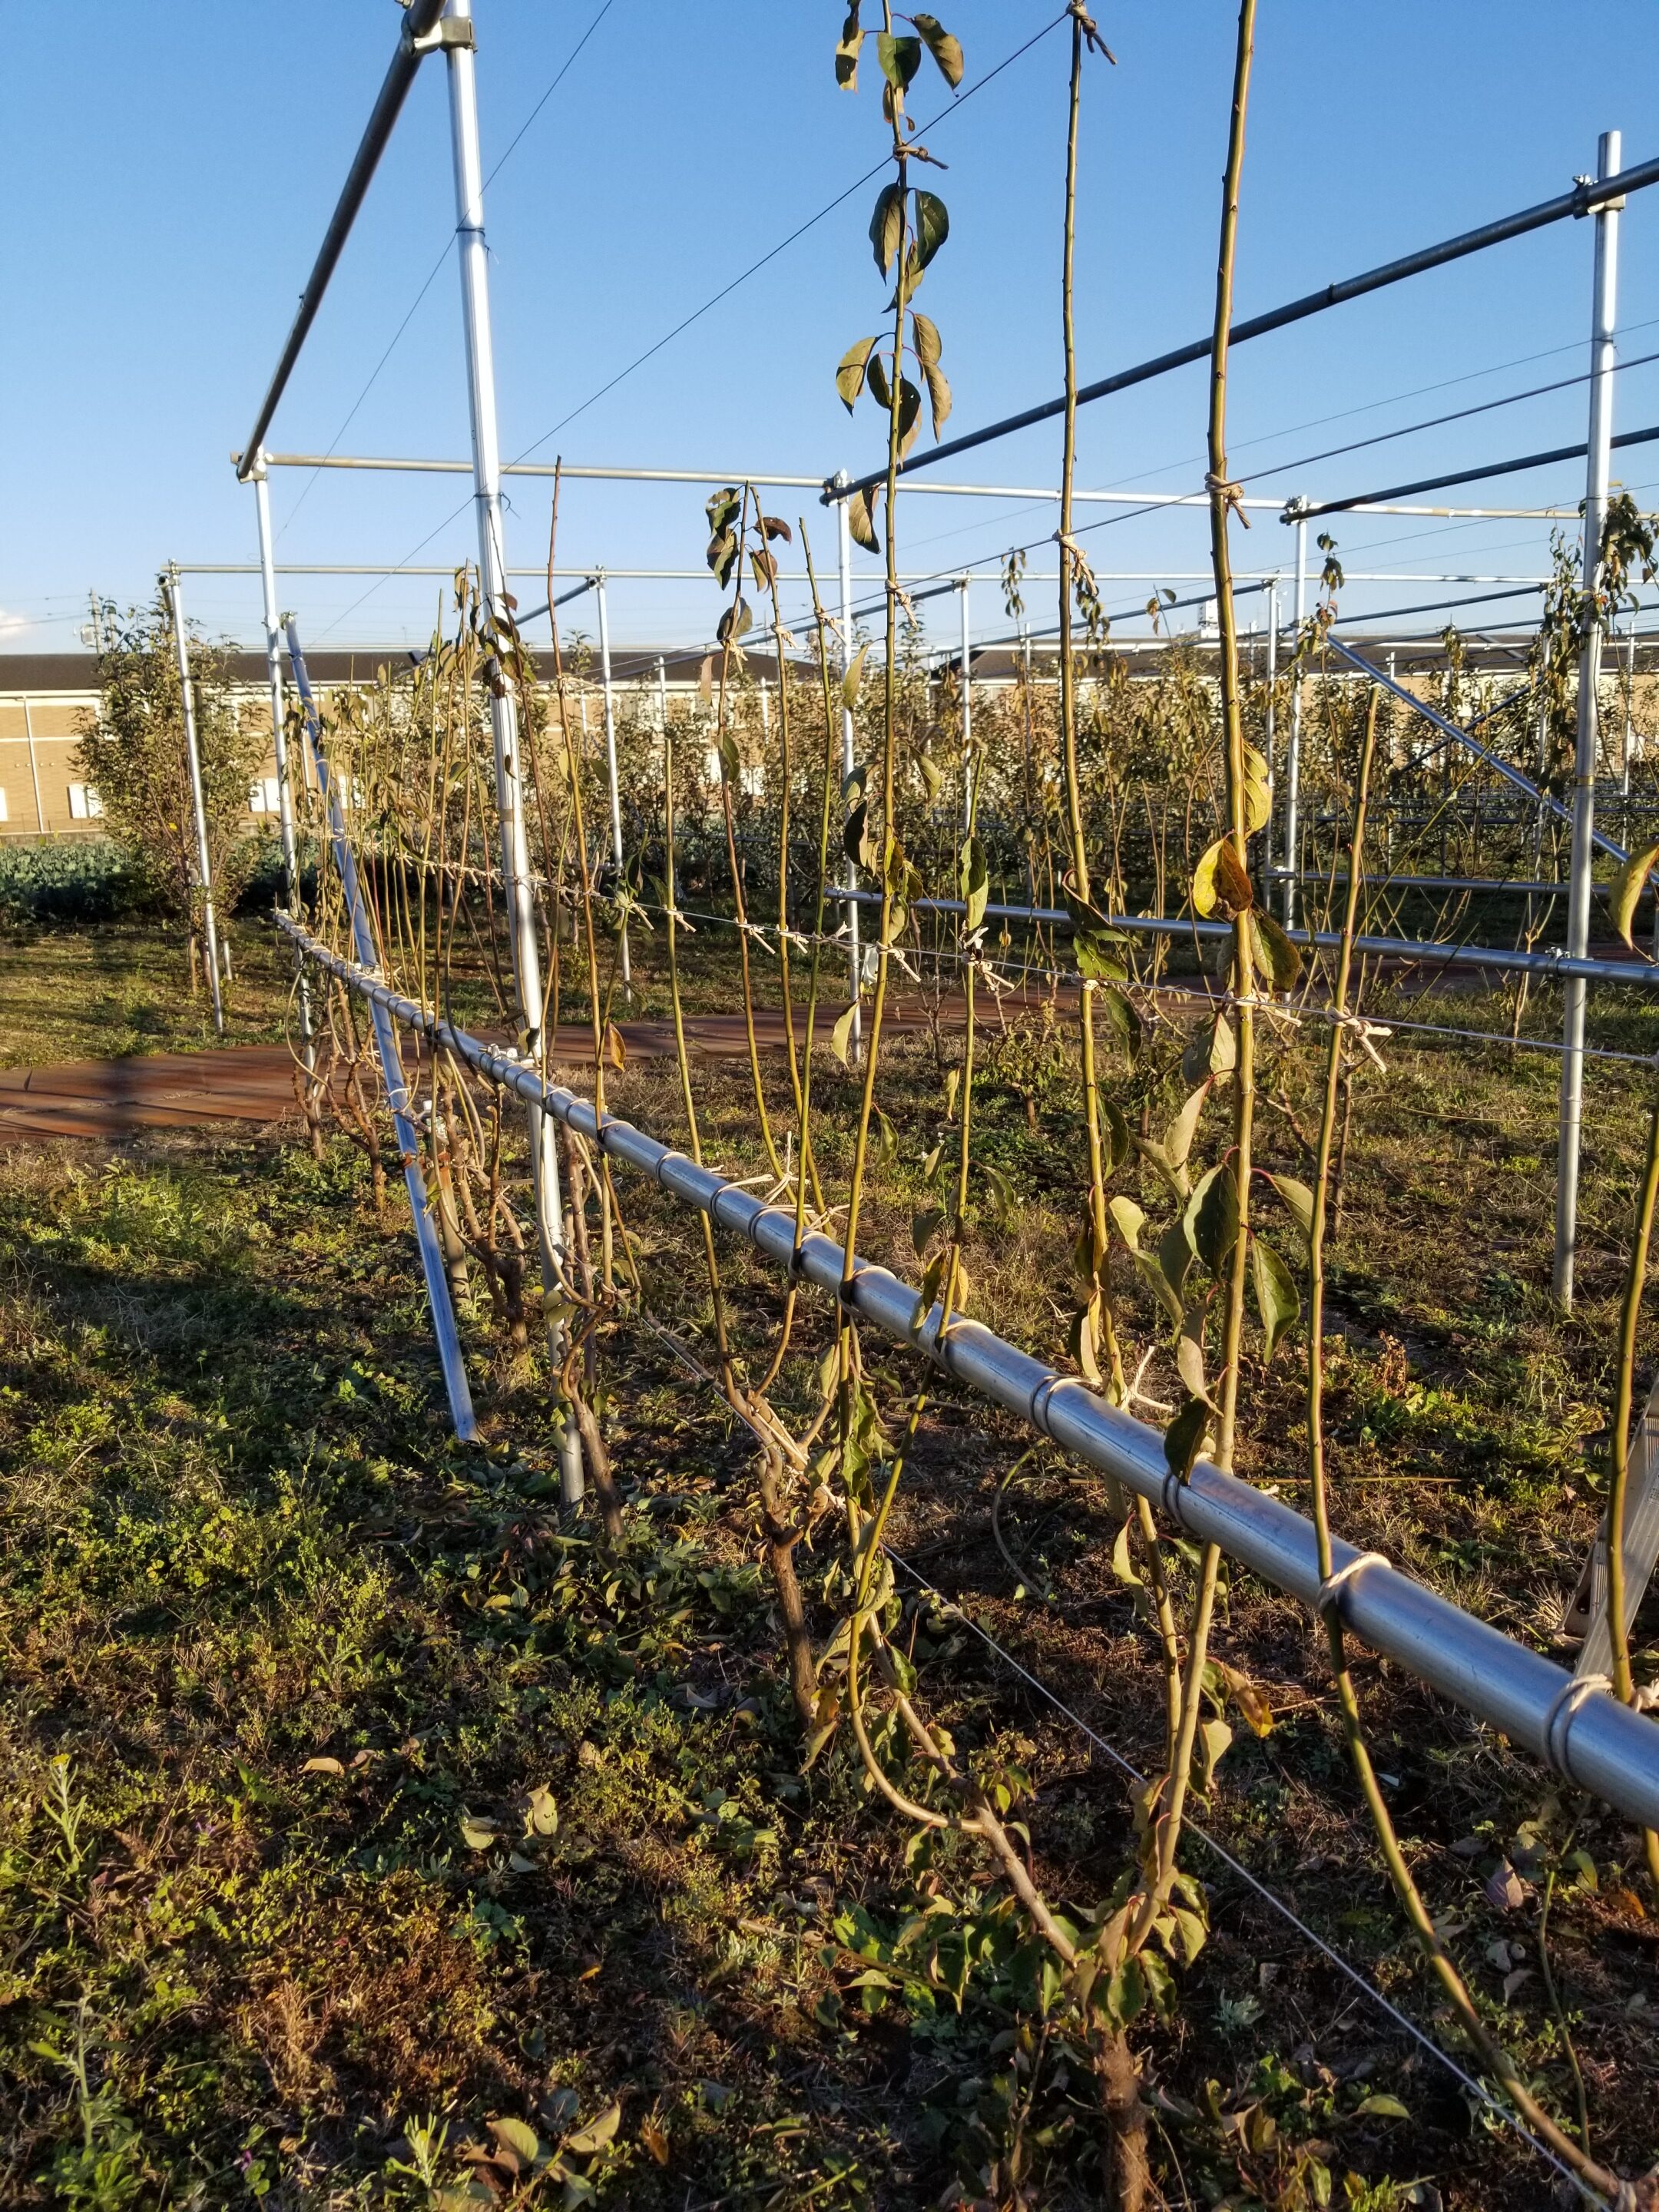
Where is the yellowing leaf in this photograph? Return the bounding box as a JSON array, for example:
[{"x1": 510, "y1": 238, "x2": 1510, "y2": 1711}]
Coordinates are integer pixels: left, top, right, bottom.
[
  {"x1": 830, "y1": 1002, "x2": 859, "y2": 1066},
  {"x1": 460, "y1": 1816, "x2": 500, "y2": 1849},
  {"x1": 1611, "y1": 839, "x2": 1659, "y2": 949},
  {"x1": 564, "y1": 2102, "x2": 623, "y2": 2158},
  {"x1": 302, "y1": 1756, "x2": 344, "y2": 1776},
  {"x1": 488, "y1": 2118, "x2": 541, "y2": 2168}
]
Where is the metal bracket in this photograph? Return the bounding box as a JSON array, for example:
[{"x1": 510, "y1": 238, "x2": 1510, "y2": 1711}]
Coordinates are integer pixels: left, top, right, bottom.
[{"x1": 406, "y1": 16, "x2": 475, "y2": 57}]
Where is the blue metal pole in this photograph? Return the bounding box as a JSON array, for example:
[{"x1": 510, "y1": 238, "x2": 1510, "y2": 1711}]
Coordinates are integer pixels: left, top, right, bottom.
[{"x1": 284, "y1": 618, "x2": 478, "y2": 1443}]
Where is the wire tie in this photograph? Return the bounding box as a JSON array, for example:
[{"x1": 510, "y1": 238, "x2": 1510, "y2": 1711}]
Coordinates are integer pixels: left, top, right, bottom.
[
  {"x1": 1543, "y1": 1671, "x2": 1611, "y2": 1782},
  {"x1": 1027, "y1": 1373, "x2": 1063, "y2": 1434},
  {"x1": 1316, "y1": 1549, "x2": 1388, "y2": 1623}
]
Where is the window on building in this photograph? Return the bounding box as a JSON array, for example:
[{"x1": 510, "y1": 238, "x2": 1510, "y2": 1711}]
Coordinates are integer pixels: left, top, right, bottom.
[
  {"x1": 249, "y1": 777, "x2": 281, "y2": 814},
  {"x1": 68, "y1": 783, "x2": 104, "y2": 820},
  {"x1": 0, "y1": 789, "x2": 8, "y2": 823}
]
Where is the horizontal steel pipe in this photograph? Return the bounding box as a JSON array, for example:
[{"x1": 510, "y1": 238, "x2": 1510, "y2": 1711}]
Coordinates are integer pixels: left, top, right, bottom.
[
  {"x1": 832, "y1": 889, "x2": 1659, "y2": 991},
  {"x1": 277, "y1": 911, "x2": 1659, "y2": 1833},
  {"x1": 831, "y1": 151, "x2": 1659, "y2": 498}
]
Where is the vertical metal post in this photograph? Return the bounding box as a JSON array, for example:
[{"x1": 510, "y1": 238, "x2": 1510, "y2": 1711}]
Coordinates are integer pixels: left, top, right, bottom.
[
  {"x1": 21, "y1": 695, "x2": 44, "y2": 834},
  {"x1": 1555, "y1": 128, "x2": 1622, "y2": 1313},
  {"x1": 164, "y1": 565, "x2": 224, "y2": 1034},
  {"x1": 656, "y1": 655, "x2": 668, "y2": 733},
  {"x1": 959, "y1": 575, "x2": 973, "y2": 837},
  {"x1": 758, "y1": 674, "x2": 770, "y2": 743},
  {"x1": 286, "y1": 620, "x2": 478, "y2": 1442},
  {"x1": 834, "y1": 475, "x2": 862, "y2": 1048},
  {"x1": 1622, "y1": 611, "x2": 1636, "y2": 799},
  {"x1": 1262, "y1": 580, "x2": 1277, "y2": 882},
  {"x1": 442, "y1": 0, "x2": 581, "y2": 1497},
  {"x1": 251, "y1": 458, "x2": 316, "y2": 1066},
  {"x1": 592, "y1": 572, "x2": 629, "y2": 988},
  {"x1": 1283, "y1": 508, "x2": 1307, "y2": 925}
]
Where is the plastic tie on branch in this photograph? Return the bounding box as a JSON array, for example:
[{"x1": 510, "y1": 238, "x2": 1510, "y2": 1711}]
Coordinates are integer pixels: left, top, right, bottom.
[
  {"x1": 1316, "y1": 1549, "x2": 1388, "y2": 1625},
  {"x1": 1326, "y1": 1006, "x2": 1392, "y2": 1072},
  {"x1": 1205, "y1": 472, "x2": 1251, "y2": 529}
]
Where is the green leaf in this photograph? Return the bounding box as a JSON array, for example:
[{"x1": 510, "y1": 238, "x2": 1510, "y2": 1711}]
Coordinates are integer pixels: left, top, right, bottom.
[
  {"x1": 1198, "y1": 1715, "x2": 1233, "y2": 1792},
  {"x1": 847, "y1": 485, "x2": 881, "y2": 554},
  {"x1": 1100, "y1": 1093, "x2": 1131, "y2": 1173},
  {"x1": 1108, "y1": 1194, "x2": 1145, "y2": 1252},
  {"x1": 1135, "y1": 1250, "x2": 1185, "y2": 1331},
  {"x1": 835, "y1": 5, "x2": 863, "y2": 89},
  {"x1": 715, "y1": 597, "x2": 752, "y2": 648},
  {"x1": 1250, "y1": 1234, "x2": 1300, "y2": 1361},
  {"x1": 842, "y1": 641, "x2": 870, "y2": 709},
  {"x1": 1163, "y1": 1394, "x2": 1210, "y2": 1479},
  {"x1": 913, "y1": 190, "x2": 949, "y2": 268},
  {"x1": 897, "y1": 376, "x2": 924, "y2": 460},
  {"x1": 1187, "y1": 1161, "x2": 1239, "y2": 1276},
  {"x1": 489, "y1": 2118, "x2": 541, "y2": 2167},
  {"x1": 843, "y1": 800, "x2": 874, "y2": 870},
  {"x1": 830, "y1": 1002, "x2": 860, "y2": 1065},
  {"x1": 866, "y1": 349, "x2": 892, "y2": 412},
  {"x1": 959, "y1": 833, "x2": 988, "y2": 933},
  {"x1": 922, "y1": 361, "x2": 952, "y2": 439},
  {"x1": 1111, "y1": 1518, "x2": 1142, "y2": 1588},
  {"x1": 836, "y1": 336, "x2": 879, "y2": 412},
  {"x1": 1191, "y1": 836, "x2": 1253, "y2": 920},
  {"x1": 910, "y1": 309, "x2": 942, "y2": 366},
  {"x1": 564, "y1": 2102, "x2": 623, "y2": 2157},
  {"x1": 1165, "y1": 1085, "x2": 1207, "y2": 1172},
  {"x1": 1182, "y1": 1013, "x2": 1236, "y2": 1088},
  {"x1": 912, "y1": 1205, "x2": 946, "y2": 1257},
  {"x1": 1350, "y1": 2093, "x2": 1409, "y2": 2123},
  {"x1": 1176, "y1": 1330, "x2": 1215, "y2": 1410},
  {"x1": 1098, "y1": 985, "x2": 1141, "y2": 1060},
  {"x1": 1250, "y1": 909, "x2": 1302, "y2": 991},
  {"x1": 1157, "y1": 1215, "x2": 1194, "y2": 1307},
  {"x1": 876, "y1": 31, "x2": 922, "y2": 91},
  {"x1": 1611, "y1": 839, "x2": 1659, "y2": 949},
  {"x1": 869, "y1": 181, "x2": 906, "y2": 274},
  {"x1": 1266, "y1": 1171, "x2": 1313, "y2": 1240},
  {"x1": 911, "y1": 13, "x2": 965, "y2": 87},
  {"x1": 1242, "y1": 742, "x2": 1272, "y2": 833}
]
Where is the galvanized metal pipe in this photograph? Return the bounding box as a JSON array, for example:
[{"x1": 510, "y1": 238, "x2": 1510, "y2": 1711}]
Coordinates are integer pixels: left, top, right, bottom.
[
  {"x1": 593, "y1": 573, "x2": 629, "y2": 988},
  {"x1": 1328, "y1": 637, "x2": 1630, "y2": 866},
  {"x1": 443, "y1": 0, "x2": 580, "y2": 1500},
  {"x1": 836, "y1": 478, "x2": 863, "y2": 1051},
  {"x1": 831, "y1": 887, "x2": 1659, "y2": 992},
  {"x1": 829, "y1": 148, "x2": 1659, "y2": 498},
  {"x1": 1284, "y1": 512, "x2": 1307, "y2": 926},
  {"x1": 1557, "y1": 131, "x2": 1624, "y2": 1313},
  {"x1": 251, "y1": 459, "x2": 316, "y2": 1074},
  {"x1": 283, "y1": 627, "x2": 477, "y2": 1442},
  {"x1": 275, "y1": 910, "x2": 1659, "y2": 1836},
  {"x1": 959, "y1": 576, "x2": 973, "y2": 837},
  {"x1": 164, "y1": 566, "x2": 224, "y2": 1034}
]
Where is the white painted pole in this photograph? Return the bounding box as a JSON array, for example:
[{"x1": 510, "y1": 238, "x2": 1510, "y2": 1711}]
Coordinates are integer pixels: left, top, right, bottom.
[
  {"x1": 959, "y1": 575, "x2": 973, "y2": 837},
  {"x1": 1555, "y1": 128, "x2": 1622, "y2": 1313},
  {"x1": 442, "y1": 0, "x2": 581, "y2": 1498},
  {"x1": 21, "y1": 696, "x2": 44, "y2": 834},
  {"x1": 834, "y1": 476, "x2": 863, "y2": 1050},
  {"x1": 1263, "y1": 580, "x2": 1278, "y2": 882},
  {"x1": 252, "y1": 458, "x2": 315, "y2": 1064},
  {"x1": 1283, "y1": 509, "x2": 1308, "y2": 925},
  {"x1": 164, "y1": 565, "x2": 224, "y2": 1034},
  {"x1": 593, "y1": 573, "x2": 629, "y2": 988}
]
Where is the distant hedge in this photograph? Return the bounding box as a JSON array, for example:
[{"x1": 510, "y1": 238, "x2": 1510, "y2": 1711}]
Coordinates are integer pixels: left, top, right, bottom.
[{"x1": 0, "y1": 834, "x2": 303, "y2": 926}]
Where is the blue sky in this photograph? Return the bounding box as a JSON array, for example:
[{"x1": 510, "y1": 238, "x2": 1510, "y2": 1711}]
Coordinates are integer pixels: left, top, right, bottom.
[{"x1": 5, "y1": 2, "x2": 1659, "y2": 663}]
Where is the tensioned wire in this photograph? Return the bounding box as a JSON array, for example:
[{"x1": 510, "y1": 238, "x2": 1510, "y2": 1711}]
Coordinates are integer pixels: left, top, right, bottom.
[
  {"x1": 310, "y1": 11, "x2": 1073, "y2": 643},
  {"x1": 587, "y1": 1259, "x2": 1608, "y2": 2208},
  {"x1": 279, "y1": 0, "x2": 623, "y2": 545},
  {"x1": 885, "y1": 1555, "x2": 1612, "y2": 2210}
]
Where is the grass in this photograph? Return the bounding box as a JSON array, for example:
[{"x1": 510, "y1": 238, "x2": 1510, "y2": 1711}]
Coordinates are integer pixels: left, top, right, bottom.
[
  {"x1": 2, "y1": 914, "x2": 1657, "y2": 2208},
  {"x1": 0, "y1": 920, "x2": 293, "y2": 1067}
]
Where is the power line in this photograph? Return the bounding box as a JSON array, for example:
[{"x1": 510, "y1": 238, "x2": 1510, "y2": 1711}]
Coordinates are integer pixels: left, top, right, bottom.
[
  {"x1": 279, "y1": 0, "x2": 621, "y2": 544},
  {"x1": 313, "y1": 8, "x2": 1069, "y2": 642}
]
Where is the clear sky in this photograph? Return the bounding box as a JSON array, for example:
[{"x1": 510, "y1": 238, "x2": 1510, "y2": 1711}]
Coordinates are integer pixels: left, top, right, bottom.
[{"x1": 5, "y1": 2, "x2": 1659, "y2": 666}]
